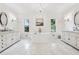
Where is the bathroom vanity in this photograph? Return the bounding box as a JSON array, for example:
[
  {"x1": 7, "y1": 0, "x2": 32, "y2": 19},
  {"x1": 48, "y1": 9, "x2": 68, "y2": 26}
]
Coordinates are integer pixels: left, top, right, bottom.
[
  {"x1": 62, "y1": 9, "x2": 79, "y2": 49},
  {"x1": 0, "y1": 31, "x2": 20, "y2": 53},
  {"x1": 0, "y1": 12, "x2": 20, "y2": 53},
  {"x1": 62, "y1": 31, "x2": 79, "y2": 49}
]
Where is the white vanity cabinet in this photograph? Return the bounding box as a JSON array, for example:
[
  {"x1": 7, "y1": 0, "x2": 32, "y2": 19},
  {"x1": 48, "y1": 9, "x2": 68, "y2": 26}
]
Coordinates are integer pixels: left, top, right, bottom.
[
  {"x1": 0, "y1": 31, "x2": 20, "y2": 52},
  {"x1": 76, "y1": 35, "x2": 79, "y2": 48},
  {"x1": 69, "y1": 33, "x2": 77, "y2": 47},
  {"x1": 62, "y1": 31, "x2": 79, "y2": 49},
  {"x1": 0, "y1": 34, "x2": 7, "y2": 51}
]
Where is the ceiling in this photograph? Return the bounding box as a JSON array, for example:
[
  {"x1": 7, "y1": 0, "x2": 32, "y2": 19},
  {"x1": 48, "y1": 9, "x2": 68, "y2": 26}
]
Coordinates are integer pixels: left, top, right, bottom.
[{"x1": 0, "y1": 3, "x2": 77, "y2": 18}]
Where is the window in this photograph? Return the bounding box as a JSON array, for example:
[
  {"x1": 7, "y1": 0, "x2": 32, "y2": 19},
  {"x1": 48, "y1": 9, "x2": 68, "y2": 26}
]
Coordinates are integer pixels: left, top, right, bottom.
[
  {"x1": 51, "y1": 19, "x2": 56, "y2": 32},
  {"x1": 24, "y1": 19, "x2": 29, "y2": 32}
]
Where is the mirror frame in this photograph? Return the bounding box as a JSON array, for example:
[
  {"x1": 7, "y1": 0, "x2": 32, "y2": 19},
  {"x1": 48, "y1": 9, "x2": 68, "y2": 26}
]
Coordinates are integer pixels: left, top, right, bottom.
[
  {"x1": 0, "y1": 12, "x2": 8, "y2": 26},
  {"x1": 74, "y1": 11, "x2": 79, "y2": 26}
]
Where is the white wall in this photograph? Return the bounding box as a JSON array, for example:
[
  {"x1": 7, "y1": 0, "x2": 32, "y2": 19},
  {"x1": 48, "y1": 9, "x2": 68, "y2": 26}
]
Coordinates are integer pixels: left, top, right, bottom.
[
  {"x1": 0, "y1": 3, "x2": 78, "y2": 38},
  {"x1": 0, "y1": 4, "x2": 18, "y2": 31},
  {"x1": 63, "y1": 4, "x2": 79, "y2": 31},
  {"x1": 18, "y1": 14, "x2": 52, "y2": 33}
]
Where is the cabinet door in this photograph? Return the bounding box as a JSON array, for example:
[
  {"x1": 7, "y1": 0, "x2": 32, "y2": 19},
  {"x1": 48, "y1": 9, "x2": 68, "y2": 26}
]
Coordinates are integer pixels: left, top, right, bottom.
[
  {"x1": 11, "y1": 33, "x2": 17, "y2": 43},
  {"x1": 62, "y1": 32, "x2": 65, "y2": 41},
  {"x1": 6, "y1": 33, "x2": 13, "y2": 46},
  {"x1": 10, "y1": 33, "x2": 19, "y2": 44},
  {"x1": 69, "y1": 33, "x2": 76, "y2": 47},
  {"x1": 0, "y1": 34, "x2": 6, "y2": 39},
  {"x1": 0, "y1": 43, "x2": 2, "y2": 51},
  {"x1": 62, "y1": 32, "x2": 69, "y2": 42},
  {"x1": 64, "y1": 32, "x2": 70, "y2": 43},
  {"x1": 0, "y1": 42, "x2": 7, "y2": 50},
  {"x1": 76, "y1": 36, "x2": 79, "y2": 49},
  {"x1": 0, "y1": 35, "x2": 7, "y2": 50}
]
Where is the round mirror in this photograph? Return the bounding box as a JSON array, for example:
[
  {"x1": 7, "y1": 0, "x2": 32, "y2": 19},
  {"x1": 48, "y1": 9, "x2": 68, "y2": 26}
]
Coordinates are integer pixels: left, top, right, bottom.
[
  {"x1": 0, "y1": 12, "x2": 8, "y2": 26},
  {"x1": 74, "y1": 11, "x2": 79, "y2": 30}
]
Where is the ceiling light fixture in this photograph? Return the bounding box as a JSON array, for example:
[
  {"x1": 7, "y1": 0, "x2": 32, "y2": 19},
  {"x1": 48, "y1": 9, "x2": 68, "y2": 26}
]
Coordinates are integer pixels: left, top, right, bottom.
[{"x1": 39, "y1": 3, "x2": 43, "y2": 18}]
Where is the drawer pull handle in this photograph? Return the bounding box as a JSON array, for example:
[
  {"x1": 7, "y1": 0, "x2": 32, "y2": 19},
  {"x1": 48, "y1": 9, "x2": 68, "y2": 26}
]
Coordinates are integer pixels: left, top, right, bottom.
[
  {"x1": 1, "y1": 46, "x2": 3, "y2": 48},
  {"x1": 11, "y1": 39, "x2": 14, "y2": 40},
  {"x1": 2, "y1": 43, "x2": 3, "y2": 45},
  {"x1": 52, "y1": 35, "x2": 55, "y2": 36},
  {"x1": 1, "y1": 35, "x2": 3, "y2": 37},
  {"x1": 1, "y1": 40, "x2": 3, "y2": 41},
  {"x1": 68, "y1": 38, "x2": 70, "y2": 40}
]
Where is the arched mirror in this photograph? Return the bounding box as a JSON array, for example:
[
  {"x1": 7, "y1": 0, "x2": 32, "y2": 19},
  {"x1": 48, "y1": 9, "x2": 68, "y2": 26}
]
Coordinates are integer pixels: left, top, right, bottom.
[
  {"x1": 74, "y1": 11, "x2": 79, "y2": 30},
  {"x1": 0, "y1": 12, "x2": 8, "y2": 30}
]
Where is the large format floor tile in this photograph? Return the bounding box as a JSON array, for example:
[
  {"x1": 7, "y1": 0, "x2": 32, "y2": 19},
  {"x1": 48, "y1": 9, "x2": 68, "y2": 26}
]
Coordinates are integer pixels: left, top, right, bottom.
[{"x1": 1, "y1": 35, "x2": 79, "y2": 55}]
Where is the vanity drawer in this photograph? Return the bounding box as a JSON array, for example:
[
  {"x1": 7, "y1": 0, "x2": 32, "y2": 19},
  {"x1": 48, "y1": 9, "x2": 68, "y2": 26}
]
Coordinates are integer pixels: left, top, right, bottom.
[
  {"x1": 6, "y1": 38, "x2": 13, "y2": 46},
  {"x1": 0, "y1": 42, "x2": 7, "y2": 50},
  {"x1": 0, "y1": 34, "x2": 6, "y2": 38},
  {"x1": 69, "y1": 34, "x2": 76, "y2": 46},
  {"x1": 11, "y1": 33, "x2": 19, "y2": 42},
  {"x1": 10, "y1": 38, "x2": 16, "y2": 44},
  {"x1": 64, "y1": 33, "x2": 70, "y2": 43},
  {"x1": 0, "y1": 32, "x2": 20, "y2": 52},
  {"x1": 0, "y1": 42, "x2": 7, "y2": 46},
  {"x1": 76, "y1": 36, "x2": 79, "y2": 48},
  {"x1": 62, "y1": 32, "x2": 67, "y2": 41},
  {"x1": 0, "y1": 45, "x2": 3, "y2": 51},
  {"x1": 0, "y1": 38, "x2": 7, "y2": 42}
]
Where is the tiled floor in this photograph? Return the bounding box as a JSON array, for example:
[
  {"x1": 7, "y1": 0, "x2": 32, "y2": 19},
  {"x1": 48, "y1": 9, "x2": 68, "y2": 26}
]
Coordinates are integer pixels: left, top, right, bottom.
[{"x1": 1, "y1": 34, "x2": 79, "y2": 55}]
